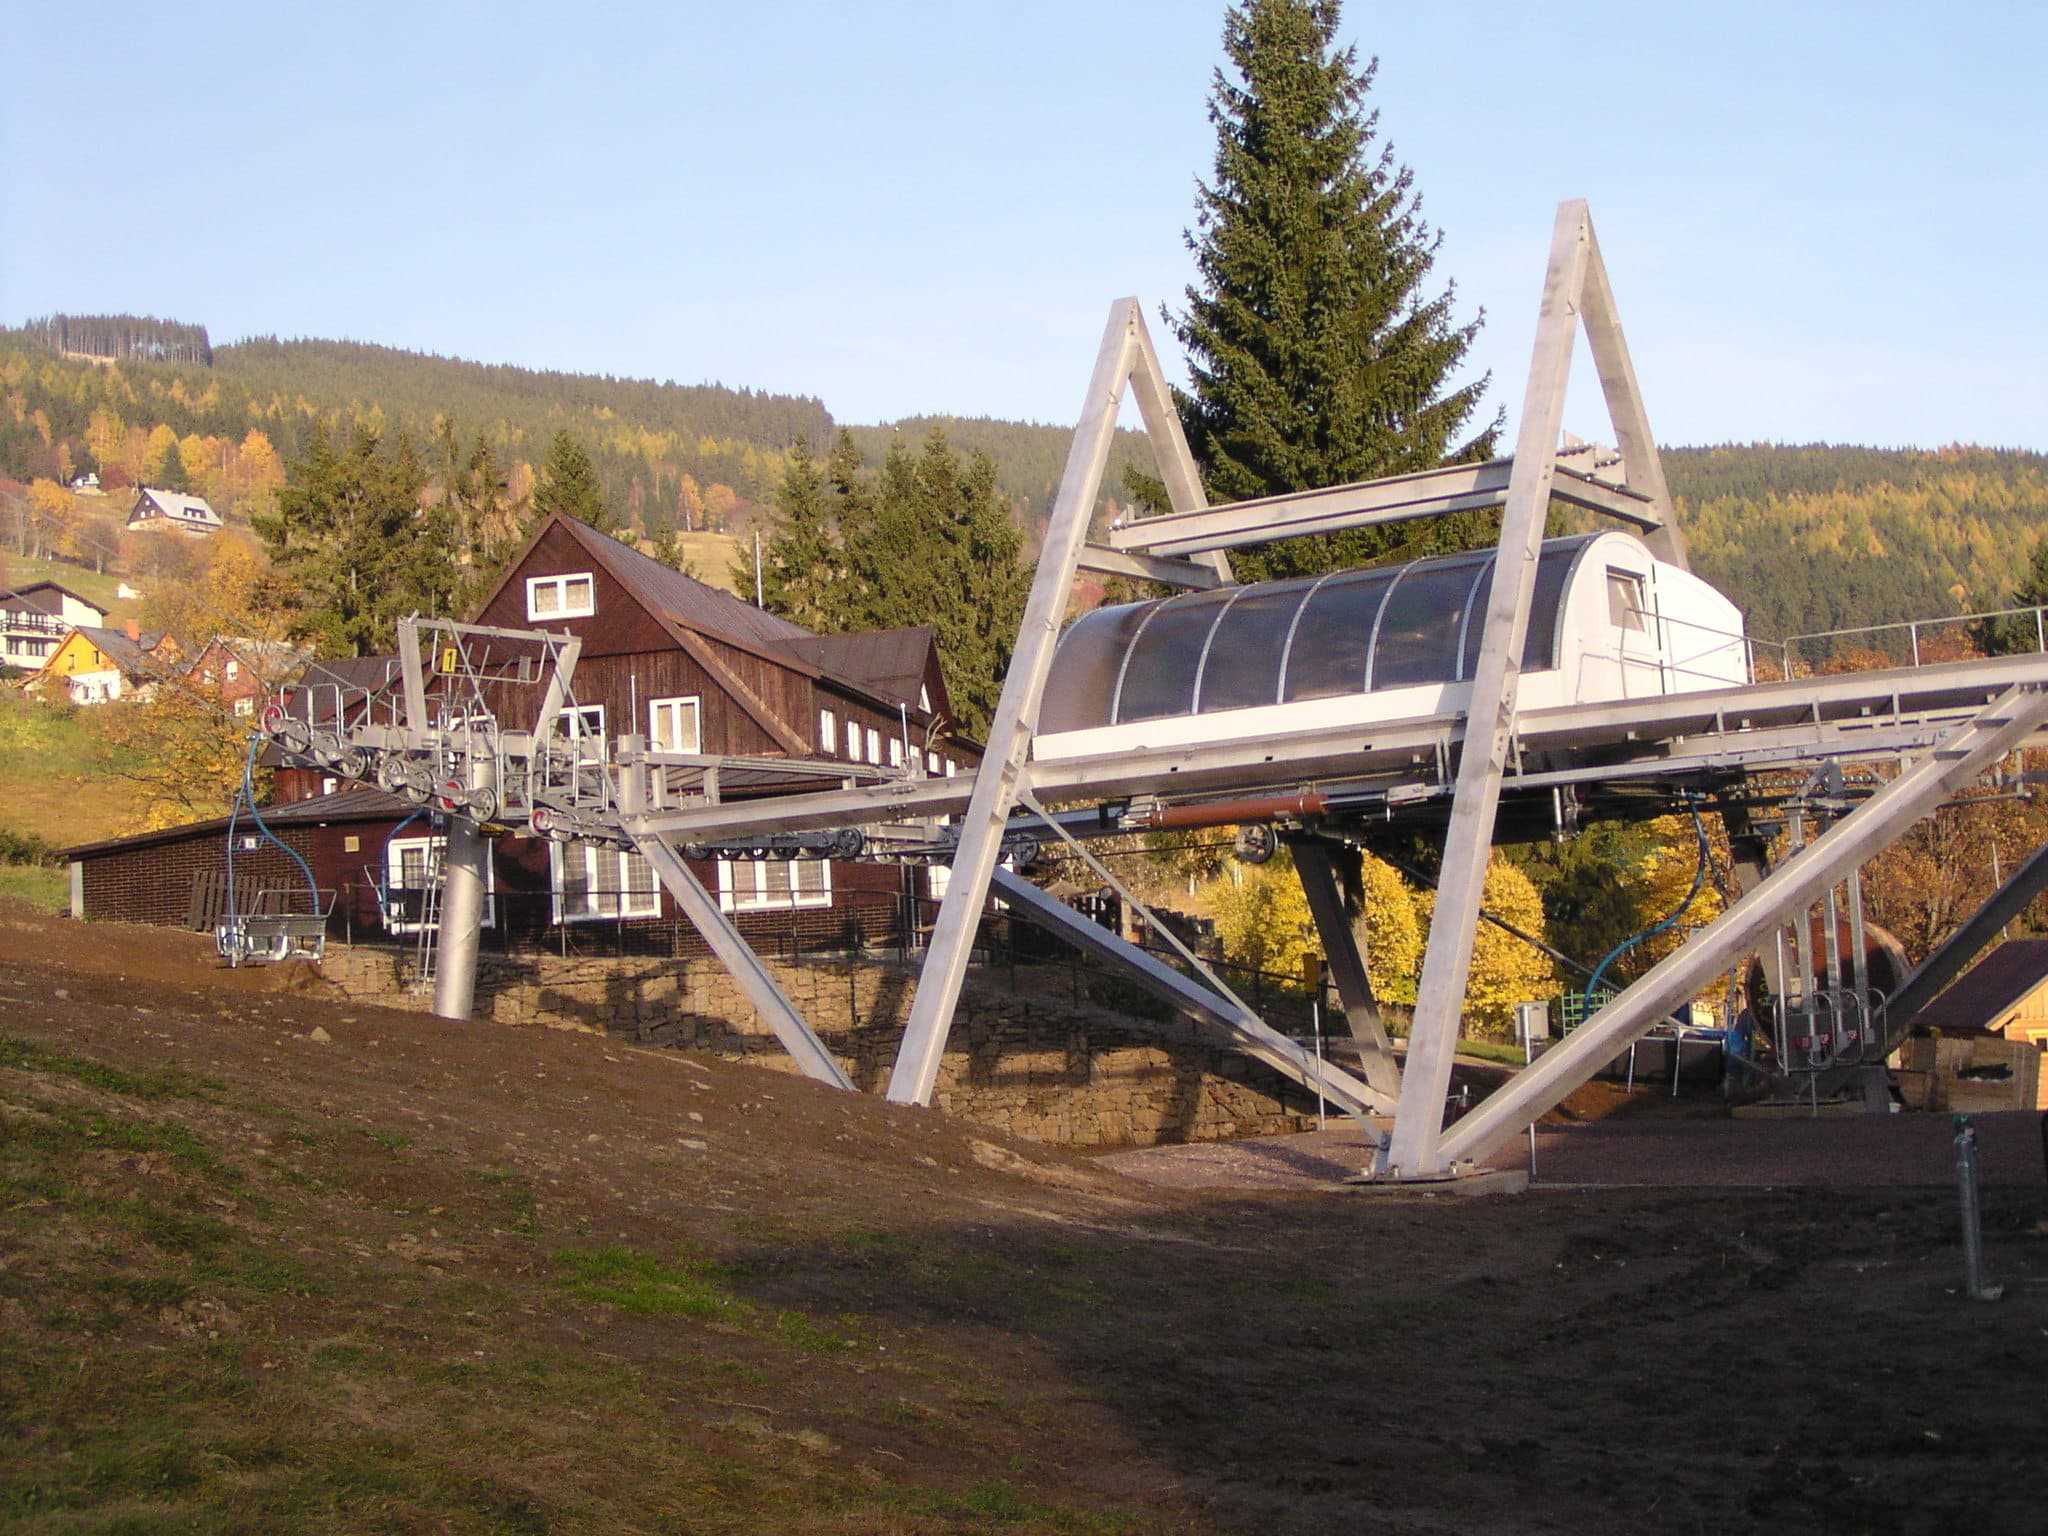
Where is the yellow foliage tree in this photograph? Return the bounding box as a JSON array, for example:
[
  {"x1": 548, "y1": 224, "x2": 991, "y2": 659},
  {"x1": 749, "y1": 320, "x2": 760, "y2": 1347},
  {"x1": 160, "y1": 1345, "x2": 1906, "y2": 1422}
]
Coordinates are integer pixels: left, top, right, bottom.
[
  {"x1": 1415, "y1": 853, "x2": 1557, "y2": 1041},
  {"x1": 1209, "y1": 855, "x2": 1318, "y2": 983},
  {"x1": 142, "y1": 423, "x2": 179, "y2": 483},
  {"x1": 1631, "y1": 814, "x2": 1726, "y2": 972},
  {"x1": 1354, "y1": 851, "x2": 1422, "y2": 1006},
  {"x1": 24, "y1": 478, "x2": 75, "y2": 560},
  {"x1": 94, "y1": 682, "x2": 264, "y2": 833}
]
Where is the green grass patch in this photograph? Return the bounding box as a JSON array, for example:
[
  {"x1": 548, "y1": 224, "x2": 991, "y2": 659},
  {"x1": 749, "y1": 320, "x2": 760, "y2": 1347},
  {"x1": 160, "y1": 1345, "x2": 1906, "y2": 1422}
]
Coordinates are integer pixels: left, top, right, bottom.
[
  {"x1": 0, "y1": 689, "x2": 145, "y2": 848},
  {"x1": 883, "y1": 1478, "x2": 1141, "y2": 1532},
  {"x1": 0, "y1": 861, "x2": 65, "y2": 911},
  {"x1": 0, "y1": 1034, "x2": 225, "y2": 1103},
  {"x1": 553, "y1": 1244, "x2": 746, "y2": 1319},
  {"x1": 471, "y1": 1166, "x2": 539, "y2": 1235}
]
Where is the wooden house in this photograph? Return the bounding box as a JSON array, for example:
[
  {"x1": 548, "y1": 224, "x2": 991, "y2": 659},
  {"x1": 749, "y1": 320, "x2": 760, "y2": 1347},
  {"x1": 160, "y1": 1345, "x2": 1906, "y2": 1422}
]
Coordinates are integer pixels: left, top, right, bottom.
[
  {"x1": 66, "y1": 515, "x2": 981, "y2": 953},
  {"x1": 1, "y1": 581, "x2": 106, "y2": 671},
  {"x1": 126, "y1": 488, "x2": 223, "y2": 536},
  {"x1": 29, "y1": 622, "x2": 181, "y2": 704}
]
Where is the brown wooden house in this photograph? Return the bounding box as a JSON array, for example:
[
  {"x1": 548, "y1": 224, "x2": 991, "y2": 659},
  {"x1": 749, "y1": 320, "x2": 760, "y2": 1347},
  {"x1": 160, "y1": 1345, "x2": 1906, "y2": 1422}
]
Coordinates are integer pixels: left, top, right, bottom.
[{"x1": 66, "y1": 515, "x2": 981, "y2": 955}]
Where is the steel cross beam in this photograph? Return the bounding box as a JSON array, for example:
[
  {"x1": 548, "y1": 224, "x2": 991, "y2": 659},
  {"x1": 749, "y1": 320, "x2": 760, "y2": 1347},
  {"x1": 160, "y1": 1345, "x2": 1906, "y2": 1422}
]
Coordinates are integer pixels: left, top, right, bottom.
[
  {"x1": 1288, "y1": 841, "x2": 1402, "y2": 1098},
  {"x1": 1887, "y1": 838, "x2": 2048, "y2": 1023},
  {"x1": 1386, "y1": 199, "x2": 1595, "y2": 1179},
  {"x1": 987, "y1": 869, "x2": 1381, "y2": 1116},
  {"x1": 1106, "y1": 459, "x2": 1659, "y2": 559},
  {"x1": 1436, "y1": 687, "x2": 2048, "y2": 1169},
  {"x1": 885, "y1": 300, "x2": 1155, "y2": 1105}
]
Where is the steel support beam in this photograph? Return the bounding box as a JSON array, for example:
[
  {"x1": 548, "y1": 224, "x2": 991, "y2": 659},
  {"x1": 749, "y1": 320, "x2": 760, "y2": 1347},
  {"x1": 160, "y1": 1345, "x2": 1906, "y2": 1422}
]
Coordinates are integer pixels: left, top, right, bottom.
[
  {"x1": 1289, "y1": 841, "x2": 1401, "y2": 1098},
  {"x1": 1888, "y1": 838, "x2": 2048, "y2": 1022},
  {"x1": 1435, "y1": 687, "x2": 2048, "y2": 1168},
  {"x1": 1578, "y1": 218, "x2": 1686, "y2": 570},
  {"x1": 1076, "y1": 544, "x2": 1226, "y2": 590},
  {"x1": 1122, "y1": 299, "x2": 1233, "y2": 585},
  {"x1": 885, "y1": 300, "x2": 1147, "y2": 1105},
  {"x1": 431, "y1": 754, "x2": 494, "y2": 1021},
  {"x1": 987, "y1": 869, "x2": 1380, "y2": 1117},
  {"x1": 1107, "y1": 460, "x2": 1659, "y2": 559},
  {"x1": 634, "y1": 837, "x2": 853, "y2": 1090},
  {"x1": 1386, "y1": 199, "x2": 1593, "y2": 1179}
]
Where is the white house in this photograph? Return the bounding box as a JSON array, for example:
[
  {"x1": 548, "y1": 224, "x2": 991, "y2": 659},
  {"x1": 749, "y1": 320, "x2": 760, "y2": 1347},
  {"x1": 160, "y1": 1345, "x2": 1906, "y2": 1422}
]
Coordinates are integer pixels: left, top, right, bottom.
[
  {"x1": 126, "y1": 487, "x2": 223, "y2": 536},
  {"x1": 0, "y1": 581, "x2": 107, "y2": 672}
]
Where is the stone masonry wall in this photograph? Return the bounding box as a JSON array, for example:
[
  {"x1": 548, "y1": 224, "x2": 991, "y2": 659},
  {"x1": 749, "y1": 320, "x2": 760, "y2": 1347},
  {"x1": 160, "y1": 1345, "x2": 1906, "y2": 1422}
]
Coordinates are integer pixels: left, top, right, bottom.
[{"x1": 320, "y1": 945, "x2": 1318, "y2": 1148}]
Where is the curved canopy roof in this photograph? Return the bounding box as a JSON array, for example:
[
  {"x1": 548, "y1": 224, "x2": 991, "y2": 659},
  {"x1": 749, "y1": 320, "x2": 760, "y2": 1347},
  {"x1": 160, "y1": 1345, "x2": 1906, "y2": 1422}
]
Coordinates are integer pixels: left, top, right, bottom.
[{"x1": 1041, "y1": 533, "x2": 1606, "y2": 735}]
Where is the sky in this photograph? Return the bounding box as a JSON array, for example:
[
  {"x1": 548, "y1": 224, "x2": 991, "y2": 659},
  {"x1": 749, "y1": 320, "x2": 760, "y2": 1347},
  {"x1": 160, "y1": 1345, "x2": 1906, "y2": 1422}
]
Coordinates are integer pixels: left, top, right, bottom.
[{"x1": 6, "y1": 1, "x2": 2045, "y2": 450}]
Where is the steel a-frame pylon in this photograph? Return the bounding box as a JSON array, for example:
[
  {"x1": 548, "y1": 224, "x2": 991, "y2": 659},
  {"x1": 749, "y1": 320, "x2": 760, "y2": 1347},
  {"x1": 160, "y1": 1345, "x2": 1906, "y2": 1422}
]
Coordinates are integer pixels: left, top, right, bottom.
[
  {"x1": 1382, "y1": 199, "x2": 1684, "y2": 1177},
  {"x1": 885, "y1": 299, "x2": 1236, "y2": 1105}
]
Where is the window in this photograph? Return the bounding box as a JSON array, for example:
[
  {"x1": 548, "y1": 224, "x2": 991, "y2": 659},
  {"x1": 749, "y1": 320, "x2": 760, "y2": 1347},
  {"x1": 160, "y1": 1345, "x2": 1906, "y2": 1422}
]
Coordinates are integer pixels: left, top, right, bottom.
[
  {"x1": 716, "y1": 858, "x2": 833, "y2": 912},
  {"x1": 919, "y1": 684, "x2": 931, "y2": 712},
  {"x1": 525, "y1": 573, "x2": 596, "y2": 621},
  {"x1": 321, "y1": 776, "x2": 339, "y2": 796},
  {"x1": 565, "y1": 704, "x2": 606, "y2": 761},
  {"x1": 926, "y1": 750, "x2": 940, "y2": 775},
  {"x1": 888, "y1": 738, "x2": 903, "y2": 768},
  {"x1": 843, "y1": 717, "x2": 860, "y2": 759},
  {"x1": 649, "y1": 696, "x2": 702, "y2": 753},
  {"x1": 385, "y1": 836, "x2": 496, "y2": 933},
  {"x1": 224, "y1": 659, "x2": 239, "y2": 680},
  {"x1": 233, "y1": 697, "x2": 254, "y2": 718},
  {"x1": 552, "y1": 841, "x2": 661, "y2": 921},
  {"x1": 865, "y1": 727, "x2": 880, "y2": 764},
  {"x1": 819, "y1": 708, "x2": 836, "y2": 753},
  {"x1": 944, "y1": 759, "x2": 957, "y2": 778},
  {"x1": 1605, "y1": 568, "x2": 1647, "y2": 633}
]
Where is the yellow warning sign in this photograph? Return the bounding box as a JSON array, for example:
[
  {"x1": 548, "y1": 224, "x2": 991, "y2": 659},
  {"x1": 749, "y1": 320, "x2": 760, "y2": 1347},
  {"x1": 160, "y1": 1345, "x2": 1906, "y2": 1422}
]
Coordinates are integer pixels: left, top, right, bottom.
[{"x1": 438, "y1": 647, "x2": 459, "y2": 675}]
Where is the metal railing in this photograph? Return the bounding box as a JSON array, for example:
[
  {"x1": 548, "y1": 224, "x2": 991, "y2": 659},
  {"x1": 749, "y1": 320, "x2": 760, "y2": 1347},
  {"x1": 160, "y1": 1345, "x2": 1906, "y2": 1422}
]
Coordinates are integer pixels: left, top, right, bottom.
[{"x1": 1776, "y1": 601, "x2": 2048, "y2": 677}]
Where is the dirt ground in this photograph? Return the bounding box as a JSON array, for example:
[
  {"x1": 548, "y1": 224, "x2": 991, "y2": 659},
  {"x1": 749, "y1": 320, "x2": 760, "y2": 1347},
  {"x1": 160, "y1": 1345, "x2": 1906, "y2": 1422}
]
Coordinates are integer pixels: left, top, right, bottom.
[{"x1": 3, "y1": 902, "x2": 2046, "y2": 1534}]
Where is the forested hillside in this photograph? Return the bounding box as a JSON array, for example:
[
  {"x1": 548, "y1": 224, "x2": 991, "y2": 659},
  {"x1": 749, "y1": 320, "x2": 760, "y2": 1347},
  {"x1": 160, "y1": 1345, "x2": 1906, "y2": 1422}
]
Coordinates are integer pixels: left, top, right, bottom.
[
  {"x1": 5, "y1": 318, "x2": 2045, "y2": 643},
  {"x1": 1665, "y1": 444, "x2": 2048, "y2": 641}
]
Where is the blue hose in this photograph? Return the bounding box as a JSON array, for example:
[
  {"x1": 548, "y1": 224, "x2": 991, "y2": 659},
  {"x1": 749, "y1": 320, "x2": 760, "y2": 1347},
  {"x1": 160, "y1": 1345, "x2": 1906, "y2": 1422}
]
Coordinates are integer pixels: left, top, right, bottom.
[
  {"x1": 1581, "y1": 801, "x2": 1709, "y2": 1020},
  {"x1": 224, "y1": 735, "x2": 319, "y2": 921}
]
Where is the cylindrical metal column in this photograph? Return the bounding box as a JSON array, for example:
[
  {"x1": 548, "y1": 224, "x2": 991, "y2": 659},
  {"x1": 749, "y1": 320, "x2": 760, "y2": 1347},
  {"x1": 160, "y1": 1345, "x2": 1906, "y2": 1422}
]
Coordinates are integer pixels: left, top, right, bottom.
[{"x1": 432, "y1": 754, "x2": 494, "y2": 1021}]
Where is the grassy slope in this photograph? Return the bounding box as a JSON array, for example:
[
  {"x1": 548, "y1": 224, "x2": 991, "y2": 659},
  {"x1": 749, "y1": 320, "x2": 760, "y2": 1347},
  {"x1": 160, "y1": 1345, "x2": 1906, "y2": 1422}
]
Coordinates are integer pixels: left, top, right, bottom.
[
  {"x1": 2, "y1": 554, "x2": 137, "y2": 623},
  {"x1": 0, "y1": 692, "x2": 145, "y2": 850}
]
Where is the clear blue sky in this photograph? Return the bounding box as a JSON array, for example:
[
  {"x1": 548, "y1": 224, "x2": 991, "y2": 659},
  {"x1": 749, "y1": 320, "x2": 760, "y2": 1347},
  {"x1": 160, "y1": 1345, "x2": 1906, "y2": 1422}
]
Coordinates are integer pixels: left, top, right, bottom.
[{"x1": 6, "y1": 2, "x2": 2044, "y2": 450}]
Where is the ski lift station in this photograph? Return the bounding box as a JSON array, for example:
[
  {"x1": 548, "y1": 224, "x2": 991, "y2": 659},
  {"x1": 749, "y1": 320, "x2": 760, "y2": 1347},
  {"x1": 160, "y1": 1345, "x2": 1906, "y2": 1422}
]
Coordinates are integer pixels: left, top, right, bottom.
[
  {"x1": 1036, "y1": 531, "x2": 1747, "y2": 761},
  {"x1": 238, "y1": 198, "x2": 2048, "y2": 1184}
]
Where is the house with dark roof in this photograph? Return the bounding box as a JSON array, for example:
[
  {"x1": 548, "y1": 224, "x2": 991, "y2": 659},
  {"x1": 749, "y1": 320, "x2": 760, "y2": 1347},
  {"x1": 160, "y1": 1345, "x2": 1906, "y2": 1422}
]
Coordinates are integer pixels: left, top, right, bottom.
[
  {"x1": 1, "y1": 581, "x2": 107, "y2": 671},
  {"x1": 66, "y1": 515, "x2": 981, "y2": 951},
  {"x1": 126, "y1": 487, "x2": 223, "y2": 535}
]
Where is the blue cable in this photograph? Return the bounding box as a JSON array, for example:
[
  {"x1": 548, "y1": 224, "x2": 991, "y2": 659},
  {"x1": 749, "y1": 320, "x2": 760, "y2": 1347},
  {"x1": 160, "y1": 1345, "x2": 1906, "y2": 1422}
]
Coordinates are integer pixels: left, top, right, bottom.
[
  {"x1": 225, "y1": 735, "x2": 319, "y2": 919},
  {"x1": 1581, "y1": 799, "x2": 1709, "y2": 1021}
]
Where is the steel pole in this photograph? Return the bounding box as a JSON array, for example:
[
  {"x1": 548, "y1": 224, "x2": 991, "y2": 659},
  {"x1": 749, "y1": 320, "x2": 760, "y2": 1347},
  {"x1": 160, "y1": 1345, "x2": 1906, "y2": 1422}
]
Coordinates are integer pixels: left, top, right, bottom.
[{"x1": 431, "y1": 754, "x2": 493, "y2": 1021}]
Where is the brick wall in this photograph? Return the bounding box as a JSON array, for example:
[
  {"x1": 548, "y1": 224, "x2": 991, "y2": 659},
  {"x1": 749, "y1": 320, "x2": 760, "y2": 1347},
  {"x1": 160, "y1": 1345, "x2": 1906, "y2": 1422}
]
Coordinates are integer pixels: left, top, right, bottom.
[{"x1": 321, "y1": 945, "x2": 1319, "y2": 1149}]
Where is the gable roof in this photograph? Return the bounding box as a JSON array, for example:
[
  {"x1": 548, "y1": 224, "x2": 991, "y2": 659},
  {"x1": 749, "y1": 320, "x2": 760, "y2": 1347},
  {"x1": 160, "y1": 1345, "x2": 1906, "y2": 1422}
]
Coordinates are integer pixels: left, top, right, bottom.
[
  {"x1": 0, "y1": 581, "x2": 107, "y2": 619},
  {"x1": 1908, "y1": 939, "x2": 2048, "y2": 1034},
  {"x1": 476, "y1": 516, "x2": 950, "y2": 733},
  {"x1": 67, "y1": 625, "x2": 174, "y2": 678},
  {"x1": 132, "y1": 488, "x2": 222, "y2": 526},
  {"x1": 781, "y1": 626, "x2": 937, "y2": 709}
]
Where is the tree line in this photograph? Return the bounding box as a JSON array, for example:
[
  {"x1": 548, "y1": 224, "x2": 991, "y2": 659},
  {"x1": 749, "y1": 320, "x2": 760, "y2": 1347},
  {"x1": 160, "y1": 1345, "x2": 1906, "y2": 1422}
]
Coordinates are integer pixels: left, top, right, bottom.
[{"x1": 21, "y1": 313, "x2": 214, "y2": 365}]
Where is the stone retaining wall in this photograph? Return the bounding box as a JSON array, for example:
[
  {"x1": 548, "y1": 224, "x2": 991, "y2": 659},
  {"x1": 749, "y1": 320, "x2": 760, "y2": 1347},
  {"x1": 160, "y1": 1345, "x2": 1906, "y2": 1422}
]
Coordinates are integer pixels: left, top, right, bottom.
[{"x1": 320, "y1": 945, "x2": 1320, "y2": 1148}]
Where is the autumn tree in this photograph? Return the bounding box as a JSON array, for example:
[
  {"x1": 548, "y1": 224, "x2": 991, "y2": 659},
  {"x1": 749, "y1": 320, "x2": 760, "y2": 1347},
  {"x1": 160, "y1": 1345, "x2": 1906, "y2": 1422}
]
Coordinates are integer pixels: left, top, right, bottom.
[
  {"x1": 1212, "y1": 854, "x2": 1318, "y2": 981},
  {"x1": 1169, "y1": 0, "x2": 1498, "y2": 580},
  {"x1": 1414, "y1": 854, "x2": 1556, "y2": 1040},
  {"x1": 92, "y1": 683, "x2": 265, "y2": 832},
  {"x1": 22, "y1": 479, "x2": 73, "y2": 559},
  {"x1": 1351, "y1": 850, "x2": 1422, "y2": 1006}
]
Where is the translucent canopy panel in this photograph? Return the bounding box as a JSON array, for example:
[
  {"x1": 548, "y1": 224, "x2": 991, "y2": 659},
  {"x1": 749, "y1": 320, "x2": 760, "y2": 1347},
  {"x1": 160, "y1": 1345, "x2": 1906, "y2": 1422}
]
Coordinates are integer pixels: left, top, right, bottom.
[{"x1": 1042, "y1": 534, "x2": 1601, "y2": 734}]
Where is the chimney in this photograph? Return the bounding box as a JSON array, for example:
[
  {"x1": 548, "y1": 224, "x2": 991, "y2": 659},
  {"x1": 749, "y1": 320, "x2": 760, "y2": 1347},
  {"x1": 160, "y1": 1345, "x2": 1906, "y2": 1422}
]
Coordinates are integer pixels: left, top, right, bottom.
[{"x1": 124, "y1": 619, "x2": 139, "y2": 643}]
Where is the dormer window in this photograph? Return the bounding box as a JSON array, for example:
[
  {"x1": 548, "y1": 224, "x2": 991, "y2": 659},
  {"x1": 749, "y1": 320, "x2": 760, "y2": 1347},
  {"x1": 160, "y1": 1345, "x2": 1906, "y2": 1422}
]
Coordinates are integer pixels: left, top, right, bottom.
[{"x1": 526, "y1": 573, "x2": 595, "y2": 621}]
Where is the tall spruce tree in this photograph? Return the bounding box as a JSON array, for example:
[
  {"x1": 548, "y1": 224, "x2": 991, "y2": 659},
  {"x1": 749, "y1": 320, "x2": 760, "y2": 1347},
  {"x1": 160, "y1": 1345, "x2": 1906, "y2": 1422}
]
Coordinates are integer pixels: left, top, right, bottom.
[
  {"x1": 758, "y1": 436, "x2": 842, "y2": 629},
  {"x1": 156, "y1": 435, "x2": 191, "y2": 494},
  {"x1": 1173, "y1": 0, "x2": 1500, "y2": 580},
  {"x1": 533, "y1": 429, "x2": 612, "y2": 532}
]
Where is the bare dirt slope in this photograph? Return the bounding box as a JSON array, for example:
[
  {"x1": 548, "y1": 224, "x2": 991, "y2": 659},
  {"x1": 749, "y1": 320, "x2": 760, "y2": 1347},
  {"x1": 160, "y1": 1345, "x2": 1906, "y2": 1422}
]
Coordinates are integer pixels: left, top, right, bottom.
[{"x1": 2, "y1": 903, "x2": 2046, "y2": 1534}]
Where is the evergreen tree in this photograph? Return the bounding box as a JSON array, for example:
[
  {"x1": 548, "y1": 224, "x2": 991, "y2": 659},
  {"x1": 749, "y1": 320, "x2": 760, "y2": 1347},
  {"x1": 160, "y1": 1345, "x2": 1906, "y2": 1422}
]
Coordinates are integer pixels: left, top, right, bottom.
[
  {"x1": 533, "y1": 429, "x2": 612, "y2": 532},
  {"x1": 1976, "y1": 531, "x2": 2048, "y2": 656},
  {"x1": 255, "y1": 423, "x2": 460, "y2": 655},
  {"x1": 759, "y1": 436, "x2": 841, "y2": 629},
  {"x1": 1173, "y1": 0, "x2": 1500, "y2": 580},
  {"x1": 156, "y1": 434, "x2": 191, "y2": 494}
]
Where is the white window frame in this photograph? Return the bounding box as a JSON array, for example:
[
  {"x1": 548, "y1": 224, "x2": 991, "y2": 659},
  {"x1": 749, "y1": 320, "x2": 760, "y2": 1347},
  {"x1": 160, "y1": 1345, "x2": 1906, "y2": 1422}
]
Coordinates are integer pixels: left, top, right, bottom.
[
  {"x1": 926, "y1": 750, "x2": 940, "y2": 775},
  {"x1": 551, "y1": 841, "x2": 661, "y2": 922},
  {"x1": 233, "y1": 697, "x2": 254, "y2": 717},
  {"x1": 818, "y1": 707, "x2": 836, "y2": 754},
  {"x1": 648, "y1": 695, "x2": 702, "y2": 754},
  {"x1": 715, "y1": 858, "x2": 833, "y2": 912},
  {"x1": 865, "y1": 726, "x2": 880, "y2": 764},
  {"x1": 888, "y1": 737, "x2": 903, "y2": 768},
  {"x1": 565, "y1": 703, "x2": 606, "y2": 763},
  {"x1": 386, "y1": 835, "x2": 495, "y2": 934},
  {"x1": 1605, "y1": 567, "x2": 1648, "y2": 633},
  {"x1": 843, "y1": 717, "x2": 860, "y2": 759},
  {"x1": 525, "y1": 572, "x2": 596, "y2": 622},
  {"x1": 919, "y1": 684, "x2": 931, "y2": 712}
]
